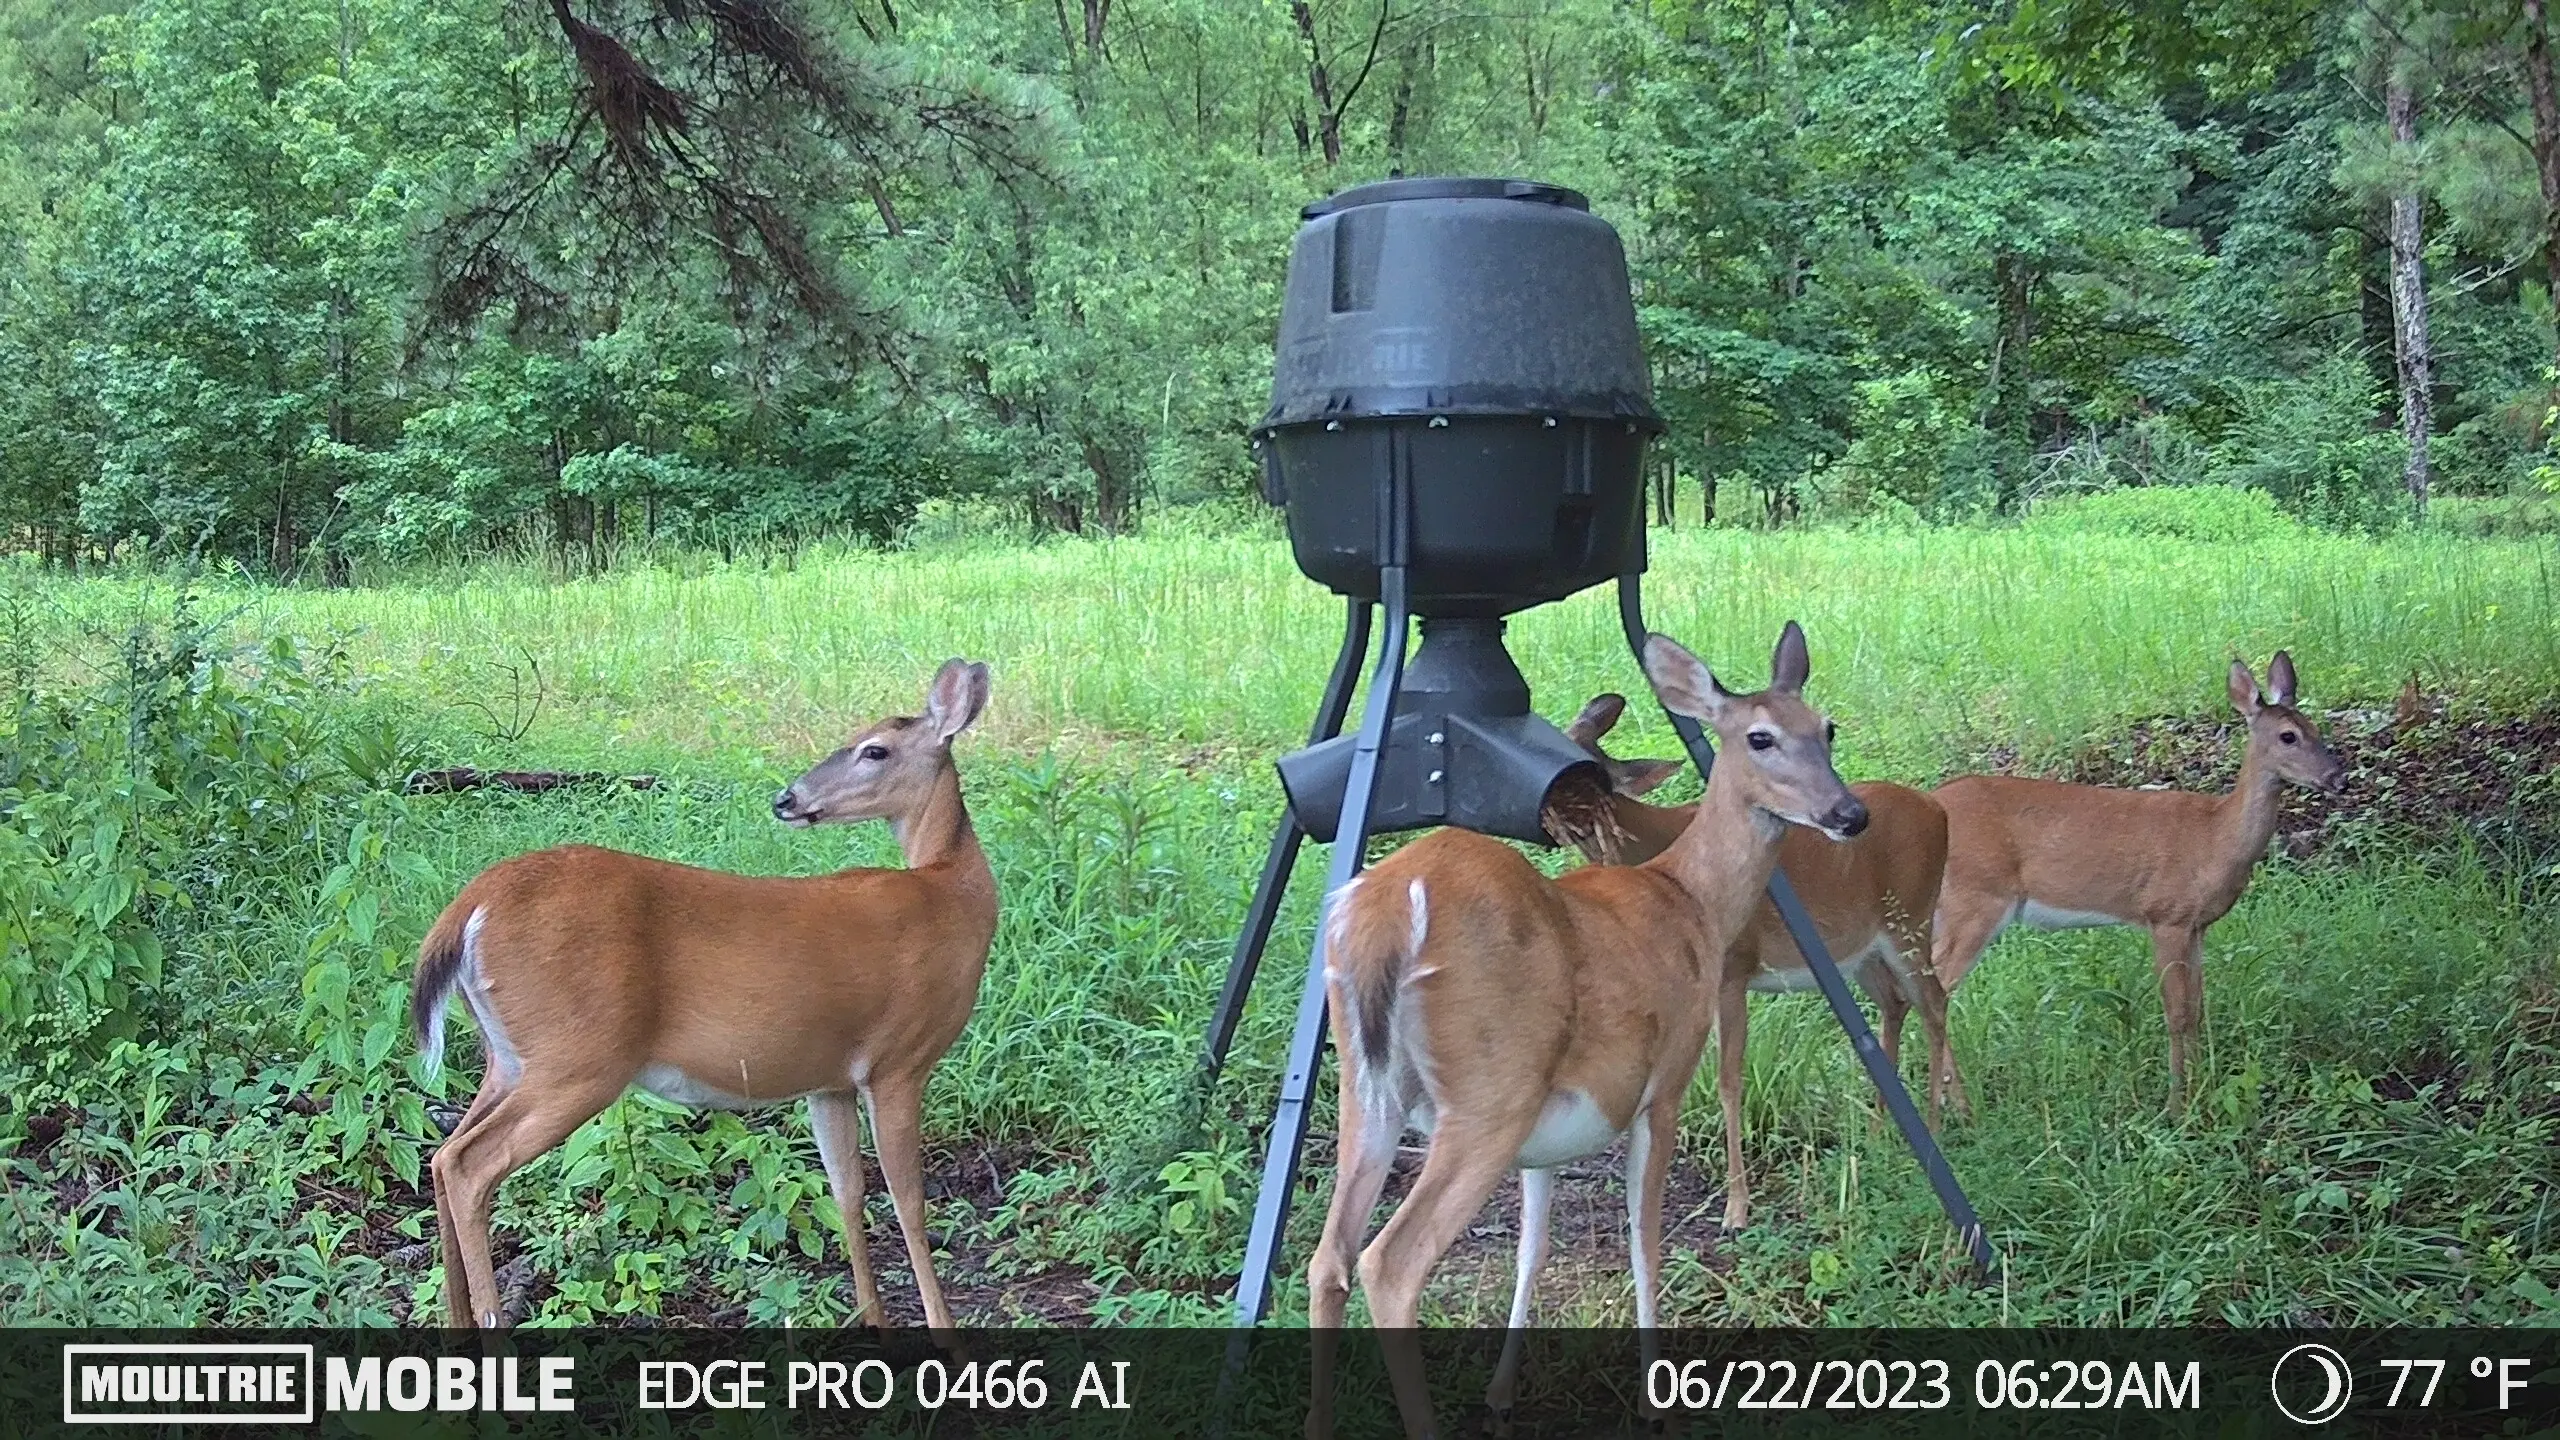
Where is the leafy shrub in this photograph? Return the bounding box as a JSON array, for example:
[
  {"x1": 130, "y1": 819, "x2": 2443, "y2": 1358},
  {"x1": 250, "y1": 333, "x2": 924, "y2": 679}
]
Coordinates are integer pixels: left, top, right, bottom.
[
  {"x1": 2426, "y1": 494, "x2": 2560, "y2": 538},
  {"x1": 0, "y1": 588, "x2": 440, "y2": 1266},
  {"x1": 2021, "y1": 483, "x2": 2305, "y2": 543},
  {"x1": 1824, "y1": 368, "x2": 1965, "y2": 513},
  {"x1": 2206, "y1": 357, "x2": 2409, "y2": 528}
]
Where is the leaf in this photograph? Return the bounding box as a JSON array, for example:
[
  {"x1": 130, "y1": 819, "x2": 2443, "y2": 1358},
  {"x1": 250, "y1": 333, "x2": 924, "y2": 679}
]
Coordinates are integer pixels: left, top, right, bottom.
[{"x1": 361, "y1": 1019, "x2": 397, "y2": 1074}]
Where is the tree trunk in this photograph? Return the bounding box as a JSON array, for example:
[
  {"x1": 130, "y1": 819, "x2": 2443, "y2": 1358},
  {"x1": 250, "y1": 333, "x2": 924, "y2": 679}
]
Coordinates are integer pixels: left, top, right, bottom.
[
  {"x1": 2357, "y1": 201, "x2": 2397, "y2": 399},
  {"x1": 1520, "y1": 33, "x2": 1547, "y2": 134},
  {"x1": 2528, "y1": 0, "x2": 2560, "y2": 374},
  {"x1": 1386, "y1": 42, "x2": 1417, "y2": 164},
  {"x1": 1081, "y1": 436, "x2": 1132, "y2": 534},
  {"x1": 1292, "y1": 1, "x2": 1341, "y2": 165},
  {"x1": 2386, "y1": 77, "x2": 2434, "y2": 517},
  {"x1": 271, "y1": 465, "x2": 298, "y2": 576},
  {"x1": 1987, "y1": 251, "x2": 2034, "y2": 505}
]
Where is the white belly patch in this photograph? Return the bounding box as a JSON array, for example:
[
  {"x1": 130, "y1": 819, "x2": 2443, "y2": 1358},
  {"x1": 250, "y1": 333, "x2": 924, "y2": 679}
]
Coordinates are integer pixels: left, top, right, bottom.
[
  {"x1": 2017, "y1": 901, "x2": 2125, "y2": 931},
  {"x1": 1515, "y1": 1089, "x2": 1622, "y2": 1170},
  {"x1": 1749, "y1": 965, "x2": 1825, "y2": 995},
  {"x1": 634, "y1": 1063, "x2": 802, "y2": 1111},
  {"x1": 1751, "y1": 934, "x2": 1894, "y2": 993}
]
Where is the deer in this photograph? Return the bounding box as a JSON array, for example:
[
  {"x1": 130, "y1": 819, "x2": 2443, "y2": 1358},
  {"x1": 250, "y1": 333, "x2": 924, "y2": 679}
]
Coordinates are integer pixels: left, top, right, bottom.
[
  {"x1": 1546, "y1": 693, "x2": 1966, "y2": 1234},
  {"x1": 1928, "y1": 651, "x2": 2345, "y2": 1107},
  {"x1": 409, "y1": 658, "x2": 997, "y2": 1331},
  {"x1": 1306, "y1": 622, "x2": 1869, "y2": 1440}
]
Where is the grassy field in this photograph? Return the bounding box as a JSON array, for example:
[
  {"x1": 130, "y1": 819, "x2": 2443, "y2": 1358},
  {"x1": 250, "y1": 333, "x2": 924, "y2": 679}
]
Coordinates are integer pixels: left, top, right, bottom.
[{"x1": 2, "y1": 515, "x2": 2556, "y2": 1333}]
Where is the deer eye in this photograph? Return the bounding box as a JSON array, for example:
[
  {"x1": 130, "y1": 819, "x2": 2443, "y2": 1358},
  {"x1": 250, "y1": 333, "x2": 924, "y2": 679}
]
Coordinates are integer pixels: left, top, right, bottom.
[
  {"x1": 2278, "y1": 732, "x2": 2297, "y2": 746},
  {"x1": 1746, "y1": 731, "x2": 1777, "y2": 752},
  {"x1": 860, "y1": 744, "x2": 891, "y2": 761}
]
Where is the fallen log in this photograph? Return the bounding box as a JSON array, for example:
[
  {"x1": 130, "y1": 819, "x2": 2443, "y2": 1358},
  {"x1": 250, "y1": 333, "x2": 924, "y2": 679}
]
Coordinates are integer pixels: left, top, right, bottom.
[{"x1": 404, "y1": 767, "x2": 659, "y2": 795}]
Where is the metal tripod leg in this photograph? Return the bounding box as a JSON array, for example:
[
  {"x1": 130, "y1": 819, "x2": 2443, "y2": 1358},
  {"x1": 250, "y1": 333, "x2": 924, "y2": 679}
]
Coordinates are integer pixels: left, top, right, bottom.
[
  {"x1": 1616, "y1": 574, "x2": 1997, "y2": 1278},
  {"x1": 1233, "y1": 566, "x2": 1412, "y2": 1325},
  {"x1": 1198, "y1": 598, "x2": 1375, "y2": 1084}
]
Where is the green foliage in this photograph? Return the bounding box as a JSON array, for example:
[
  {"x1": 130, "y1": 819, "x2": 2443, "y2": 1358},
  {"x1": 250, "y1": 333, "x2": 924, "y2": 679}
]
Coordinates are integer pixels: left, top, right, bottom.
[
  {"x1": 2205, "y1": 358, "x2": 2411, "y2": 528},
  {"x1": 2022, "y1": 484, "x2": 2305, "y2": 542},
  {"x1": 4, "y1": 0, "x2": 2554, "y2": 554},
  {"x1": 1823, "y1": 369, "x2": 1974, "y2": 515},
  {"x1": 1, "y1": 534, "x2": 2553, "y2": 1327}
]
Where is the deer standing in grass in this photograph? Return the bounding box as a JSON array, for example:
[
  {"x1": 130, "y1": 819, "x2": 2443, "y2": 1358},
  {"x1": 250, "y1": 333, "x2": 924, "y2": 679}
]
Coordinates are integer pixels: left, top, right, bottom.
[
  {"x1": 1928, "y1": 652, "x2": 2344, "y2": 1106},
  {"x1": 411, "y1": 659, "x2": 997, "y2": 1330},
  {"x1": 1549, "y1": 694, "x2": 1966, "y2": 1232},
  {"x1": 1307, "y1": 623, "x2": 1868, "y2": 1440}
]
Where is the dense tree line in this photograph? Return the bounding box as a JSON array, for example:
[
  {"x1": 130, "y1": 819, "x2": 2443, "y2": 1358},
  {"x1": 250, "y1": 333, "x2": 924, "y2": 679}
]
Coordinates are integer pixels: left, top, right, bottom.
[{"x1": 0, "y1": 0, "x2": 2550, "y2": 574}]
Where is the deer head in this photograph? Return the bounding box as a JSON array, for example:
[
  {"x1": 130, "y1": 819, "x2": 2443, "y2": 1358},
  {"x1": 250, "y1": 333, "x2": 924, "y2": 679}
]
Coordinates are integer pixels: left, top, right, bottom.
[
  {"x1": 2229, "y1": 651, "x2": 2344, "y2": 796},
  {"x1": 773, "y1": 659, "x2": 992, "y2": 827},
  {"x1": 1642, "y1": 622, "x2": 1867, "y2": 841}
]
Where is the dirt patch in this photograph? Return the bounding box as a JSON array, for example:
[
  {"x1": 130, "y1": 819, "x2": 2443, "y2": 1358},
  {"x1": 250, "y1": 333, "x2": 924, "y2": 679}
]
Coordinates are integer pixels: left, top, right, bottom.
[{"x1": 1293, "y1": 1130, "x2": 1738, "y2": 1325}]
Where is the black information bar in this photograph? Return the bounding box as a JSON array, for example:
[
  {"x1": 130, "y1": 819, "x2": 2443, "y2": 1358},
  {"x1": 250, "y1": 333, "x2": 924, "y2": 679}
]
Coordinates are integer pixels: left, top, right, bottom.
[{"x1": 6, "y1": 1328, "x2": 2553, "y2": 1437}]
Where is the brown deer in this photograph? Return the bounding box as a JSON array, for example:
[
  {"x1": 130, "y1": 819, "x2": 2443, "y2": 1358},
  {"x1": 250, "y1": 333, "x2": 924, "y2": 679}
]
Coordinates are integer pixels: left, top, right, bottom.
[
  {"x1": 1306, "y1": 623, "x2": 1867, "y2": 1439},
  {"x1": 1549, "y1": 693, "x2": 1966, "y2": 1232},
  {"x1": 1929, "y1": 652, "x2": 2345, "y2": 1105},
  {"x1": 411, "y1": 659, "x2": 997, "y2": 1330}
]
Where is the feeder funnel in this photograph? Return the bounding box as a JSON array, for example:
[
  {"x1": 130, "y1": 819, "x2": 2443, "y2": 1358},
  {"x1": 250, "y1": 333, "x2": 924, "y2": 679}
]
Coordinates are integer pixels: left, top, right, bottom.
[{"x1": 1275, "y1": 617, "x2": 1596, "y2": 845}]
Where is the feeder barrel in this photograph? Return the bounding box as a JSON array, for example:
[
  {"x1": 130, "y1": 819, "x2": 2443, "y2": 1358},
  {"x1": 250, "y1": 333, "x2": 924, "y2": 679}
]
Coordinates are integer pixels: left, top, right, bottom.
[{"x1": 1255, "y1": 175, "x2": 1662, "y2": 620}]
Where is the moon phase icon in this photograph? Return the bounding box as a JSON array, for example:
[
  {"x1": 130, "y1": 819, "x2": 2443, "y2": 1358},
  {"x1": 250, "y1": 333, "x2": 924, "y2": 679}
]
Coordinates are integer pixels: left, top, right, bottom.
[{"x1": 2272, "y1": 1343, "x2": 2355, "y2": 1425}]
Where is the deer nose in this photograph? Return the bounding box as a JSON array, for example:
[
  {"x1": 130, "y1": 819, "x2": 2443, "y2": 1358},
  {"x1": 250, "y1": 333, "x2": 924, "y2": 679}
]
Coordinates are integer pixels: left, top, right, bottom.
[
  {"x1": 772, "y1": 789, "x2": 803, "y2": 820},
  {"x1": 1830, "y1": 798, "x2": 1870, "y2": 837}
]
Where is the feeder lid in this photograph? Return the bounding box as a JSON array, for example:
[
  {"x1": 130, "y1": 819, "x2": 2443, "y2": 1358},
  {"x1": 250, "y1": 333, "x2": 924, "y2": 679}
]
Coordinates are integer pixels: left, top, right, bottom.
[{"x1": 1302, "y1": 177, "x2": 1589, "y2": 220}]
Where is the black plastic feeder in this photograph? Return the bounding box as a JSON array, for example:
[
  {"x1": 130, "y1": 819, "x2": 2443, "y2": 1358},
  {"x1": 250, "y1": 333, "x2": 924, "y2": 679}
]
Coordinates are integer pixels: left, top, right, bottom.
[
  {"x1": 1256, "y1": 177, "x2": 1657, "y2": 845},
  {"x1": 1198, "y1": 178, "x2": 1996, "y2": 1344}
]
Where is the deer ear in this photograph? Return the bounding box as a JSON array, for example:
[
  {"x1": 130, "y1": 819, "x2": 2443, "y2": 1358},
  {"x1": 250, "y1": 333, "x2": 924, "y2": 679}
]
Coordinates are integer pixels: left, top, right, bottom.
[
  {"x1": 1610, "y1": 757, "x2": 1686, "y2": 798},
  {"x1": 926, "y1": 659, "x2": 990, "y2": 743},
  {"x1": 2265, "y1": 651, "x2": 2298, "y2": 707},
  {"x1": 1770, "y1": 620, "x2": 1810, "y2": 693},
  {"x1": 2227, "y1": 658, "x2": 2261, "y2": 716},
  {"x1": 1643, "y1": 633, "x2": 1732, "y2": 722},
  {"x1": 1565, "y1": 693, "x2": 1627, "y2": 746}
]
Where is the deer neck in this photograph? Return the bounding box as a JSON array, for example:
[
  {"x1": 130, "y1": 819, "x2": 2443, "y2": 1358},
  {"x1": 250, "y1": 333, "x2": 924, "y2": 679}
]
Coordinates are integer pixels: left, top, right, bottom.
[
  {"x1": 892, "y1": 765, "x2": 982, "y2": 874},
  {"x1": 1651, "y1": 760, "x2": 1786, "y2": 925},
  {"x1": 2208, "y1": 739, "x2": 2285, "y2": 880},
  {"x1": 1615, "y1": 793, "x2": 1697, "y2": 862}
]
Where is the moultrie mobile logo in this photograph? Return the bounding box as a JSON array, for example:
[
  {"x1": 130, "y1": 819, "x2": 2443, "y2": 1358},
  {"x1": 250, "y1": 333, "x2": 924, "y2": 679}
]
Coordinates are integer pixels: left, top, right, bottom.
[{"x1": 63, "y1": 1343, "x2": 316, "y2": 1425}]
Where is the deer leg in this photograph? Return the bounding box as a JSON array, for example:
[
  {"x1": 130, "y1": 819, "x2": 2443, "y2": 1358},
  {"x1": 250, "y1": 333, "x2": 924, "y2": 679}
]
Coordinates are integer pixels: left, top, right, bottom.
[
  {"x1": 1483, "y1": 1167, "x2": 1556, "y2": 1434},
  {"x1": 1886, "y1": 939, "x2": 1965, "y2": 1130},
  {"x1": 1625, "y1": 1090, "x2": 1682, "y2": 1413},
  {"x1": 1914, "y1": 911, "x2": 1972, "y2": 1121},
  {"x1": 1855, "y1": 962, "x2": 1908, "y2": 1136},
  {"x1": 1715, "y1": 972, "x2": 1752, "y2": 1231},
  {"x1": 1309, "y1": 1040, "x2": 1399, "y2": 1440},
  {"x1": 808, "y1": 1091, "x2": 885, "y2": 1328},
  {"x1": 1928, "y1": 895, "x2": 2007, "y2": 998},
  {"x1": 2149, "y1": 926, "x2": 2204, "y2": 1109},
  {"x1": 432, "y1": 1078, "x2": 505, "y2": 1328},
  {"x1": 1357, "y1": 1115, "x2": 1533, "y2": 1440},
  {"x1": 1910, "y1": 966, "x2": 1968, "y2": 1126},
  {"x1": 430, "y1": 1076, "x2": 622, "y2": 1327},
  {"x1": 862, "y1": 1076, "x2": 957, "y2": 1337}
]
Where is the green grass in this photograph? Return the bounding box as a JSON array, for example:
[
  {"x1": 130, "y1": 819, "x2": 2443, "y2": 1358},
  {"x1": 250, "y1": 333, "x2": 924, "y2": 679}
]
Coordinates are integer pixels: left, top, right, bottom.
[
  {"x1": 34, "y1": 520, "x2": 2555, "y2": 779},
  {"x1": 1, "y1": 518, "x2": 2555, "y2": 1331}
]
